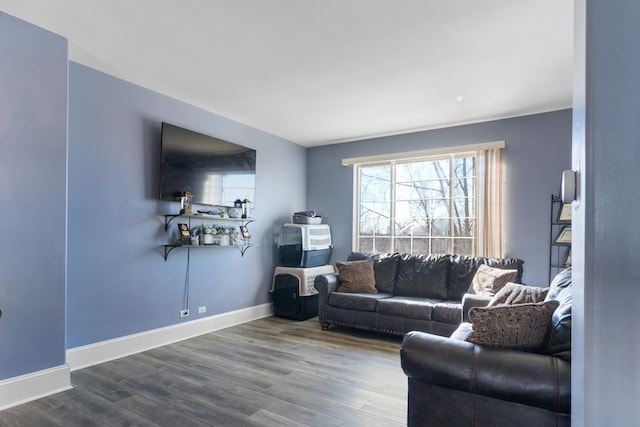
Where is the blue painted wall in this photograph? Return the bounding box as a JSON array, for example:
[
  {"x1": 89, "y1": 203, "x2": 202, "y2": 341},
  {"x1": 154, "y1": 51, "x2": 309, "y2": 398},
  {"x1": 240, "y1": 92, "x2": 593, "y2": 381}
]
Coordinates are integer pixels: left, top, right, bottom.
[
  {"x1": 66, "y1": 63, "x2": 306, "y2": 347},
  {"x1": 0, "y1": 13, "x2": 68, "y2": 379},
  {"x1": 307, "y1": 110, "x2": 572, "y2": 286}
]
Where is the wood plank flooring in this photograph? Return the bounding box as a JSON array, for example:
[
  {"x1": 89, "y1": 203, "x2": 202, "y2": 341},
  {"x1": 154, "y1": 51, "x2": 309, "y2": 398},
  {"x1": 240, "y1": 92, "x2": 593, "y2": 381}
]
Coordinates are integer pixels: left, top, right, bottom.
[{"x1": 0, "y1": 316, "x2": 407, "y2": 426}]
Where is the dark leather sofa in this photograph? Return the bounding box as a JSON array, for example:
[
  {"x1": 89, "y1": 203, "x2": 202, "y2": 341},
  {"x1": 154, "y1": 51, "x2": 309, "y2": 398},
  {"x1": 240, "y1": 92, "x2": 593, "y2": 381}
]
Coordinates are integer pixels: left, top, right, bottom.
[
  {"x1": 400, "y1": 268, "x2": 572, "y2": 427},
  {"x1": 314, "y1": 252, "x2": 524, "y2": 337}
]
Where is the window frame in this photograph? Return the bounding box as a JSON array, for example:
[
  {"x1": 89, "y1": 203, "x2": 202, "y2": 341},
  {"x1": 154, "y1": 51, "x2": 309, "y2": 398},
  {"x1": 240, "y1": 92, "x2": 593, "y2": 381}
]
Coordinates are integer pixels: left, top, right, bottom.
[
  {"x1": 353, "y1": 152, "x2": 478, "y2": 256},
  {"x1": 346, "y1": 140, "x2": 505, "y2": 257}
]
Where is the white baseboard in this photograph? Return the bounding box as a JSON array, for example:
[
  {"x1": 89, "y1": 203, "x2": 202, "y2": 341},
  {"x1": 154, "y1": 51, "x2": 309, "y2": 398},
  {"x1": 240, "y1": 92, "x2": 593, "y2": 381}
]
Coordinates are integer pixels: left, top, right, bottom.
[
  {"x1": 0, "y1": 304, "x2": 272, "y2": 410},
  {"x1": 0, "y1": 365, "x2": 72, "y2": 410},
  {"x1": 67, "y1": 303, "x2": 273, "y2": 371}
]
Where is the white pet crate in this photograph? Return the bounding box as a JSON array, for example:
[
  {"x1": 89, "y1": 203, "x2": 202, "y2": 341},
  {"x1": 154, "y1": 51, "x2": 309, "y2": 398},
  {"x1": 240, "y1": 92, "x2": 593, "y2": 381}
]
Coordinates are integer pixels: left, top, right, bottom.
[{"x1": 271, "y1": 265, "x2": 335, "y2": 320}]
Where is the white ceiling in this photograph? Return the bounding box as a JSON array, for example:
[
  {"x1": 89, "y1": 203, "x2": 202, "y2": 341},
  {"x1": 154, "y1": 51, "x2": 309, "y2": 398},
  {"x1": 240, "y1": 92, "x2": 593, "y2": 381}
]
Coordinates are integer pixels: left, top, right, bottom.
[{"x1": 0, "y1": 1, "x2": 573, "y2": 147}]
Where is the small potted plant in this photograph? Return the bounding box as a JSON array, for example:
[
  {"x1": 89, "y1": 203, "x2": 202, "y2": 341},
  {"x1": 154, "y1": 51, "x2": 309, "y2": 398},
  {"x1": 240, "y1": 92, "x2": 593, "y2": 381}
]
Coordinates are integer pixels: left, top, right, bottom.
[
  {"x1": 214, "y1": 224, "x2": 232, "y2": 245},
  {"x1": 229, "y1": 227, "x2": 241, "y2": 245},
  {"x1": 193, "y1": 224, "x2": 216, "y2": 245},
  {"x1": 191, "y1": 224, "x2": 204, "y2": 245}
]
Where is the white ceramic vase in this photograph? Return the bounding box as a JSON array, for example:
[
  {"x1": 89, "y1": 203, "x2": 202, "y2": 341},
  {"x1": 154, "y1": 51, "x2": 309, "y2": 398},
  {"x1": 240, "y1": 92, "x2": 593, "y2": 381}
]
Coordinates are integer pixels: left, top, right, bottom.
[{"x1": 228, "y1": 208, "x2": 242, "y2": 218}]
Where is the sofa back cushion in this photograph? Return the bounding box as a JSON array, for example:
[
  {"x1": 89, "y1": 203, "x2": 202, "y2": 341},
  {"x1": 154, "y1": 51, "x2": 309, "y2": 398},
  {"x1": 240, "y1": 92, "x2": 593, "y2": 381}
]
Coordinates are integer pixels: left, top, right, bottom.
[
  {"x1": 543, "y1": 267, "x2": 572, "y2": 361},
  {"x1": 394, "y1": 254, "x2": 451, "y2": 299},
  {"x1": 447, "y1": 255, "x2": 524, "y2": 300},
  {"x1": 347, "y1": 252, "x2": 400, "y2": 293}
]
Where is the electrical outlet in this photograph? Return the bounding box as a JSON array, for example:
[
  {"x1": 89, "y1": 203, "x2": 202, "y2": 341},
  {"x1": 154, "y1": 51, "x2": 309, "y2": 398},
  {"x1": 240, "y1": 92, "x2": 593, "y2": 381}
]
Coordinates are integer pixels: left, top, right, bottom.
[
  {"x1": 179, "y1": 309, "x2": 189, "y2": 318},
  {"x1": 198, "y1": 306, "x2": 207, "y2": 314}
]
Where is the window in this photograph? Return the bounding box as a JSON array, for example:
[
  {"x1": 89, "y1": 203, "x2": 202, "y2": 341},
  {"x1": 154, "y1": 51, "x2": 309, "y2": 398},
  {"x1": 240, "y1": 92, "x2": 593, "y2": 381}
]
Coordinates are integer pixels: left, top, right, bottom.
[{"x1": 345, "y1": 142, "x2": 505, "y2": 257}]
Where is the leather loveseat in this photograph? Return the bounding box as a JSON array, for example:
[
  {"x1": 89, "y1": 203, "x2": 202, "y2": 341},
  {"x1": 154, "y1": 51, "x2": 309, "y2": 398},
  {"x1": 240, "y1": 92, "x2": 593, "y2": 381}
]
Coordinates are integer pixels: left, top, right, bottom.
[
  {"x1": 400, "y1": 268, "x2": 572, "y2": 427},
  {"x1": 314, "y1": 251, "x2": 524, "y2": 337}
]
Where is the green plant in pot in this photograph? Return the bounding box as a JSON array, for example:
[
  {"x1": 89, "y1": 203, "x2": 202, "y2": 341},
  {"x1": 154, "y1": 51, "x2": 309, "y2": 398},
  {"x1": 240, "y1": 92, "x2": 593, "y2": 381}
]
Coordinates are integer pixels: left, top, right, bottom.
[
  {"x1": 228, "y1": 227, "x2": 240, "y2": 245},
  {"x1": 193, "y1": 224, "x2": 216, "y2": 245},
  {"x1": 214, "y1": 224, "x2": 232, "y2": 245}
]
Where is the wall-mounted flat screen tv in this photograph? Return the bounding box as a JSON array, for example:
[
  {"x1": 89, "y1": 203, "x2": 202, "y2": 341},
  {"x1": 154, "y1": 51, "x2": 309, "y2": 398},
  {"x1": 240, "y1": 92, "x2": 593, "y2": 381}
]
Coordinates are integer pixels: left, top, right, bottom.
[{"x1": 159, "y1": 122, "x2": 256, "y2": 207}]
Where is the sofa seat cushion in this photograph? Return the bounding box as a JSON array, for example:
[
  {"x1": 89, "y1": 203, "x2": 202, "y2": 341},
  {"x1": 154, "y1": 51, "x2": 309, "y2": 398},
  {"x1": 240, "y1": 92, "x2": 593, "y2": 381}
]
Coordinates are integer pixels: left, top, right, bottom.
[
  {"x1": 431, "y1": 300, "x2": 464, "y2": 324},
  {"x1": 328, "y1": 292, "x2": 393, "y2": 312},
  {"x1": 376, "y1": 296, "x2": 439, "y2": 320}
]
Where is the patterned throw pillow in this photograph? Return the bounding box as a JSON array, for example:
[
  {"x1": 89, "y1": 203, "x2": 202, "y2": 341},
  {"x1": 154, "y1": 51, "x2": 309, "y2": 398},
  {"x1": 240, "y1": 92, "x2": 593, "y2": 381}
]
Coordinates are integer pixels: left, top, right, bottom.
[
  {"x1": 466, "y1": 300, "x2": 560, "y2": 352},
  {"x1": 336, "y1": 259, "x2": 378, "y2": 293},
  {"x1": 488, "y1": 282, "x2": 550, "y2": 306},
  {"x1": 468, "y1": 264, "x2": 518, "y2": 297}
]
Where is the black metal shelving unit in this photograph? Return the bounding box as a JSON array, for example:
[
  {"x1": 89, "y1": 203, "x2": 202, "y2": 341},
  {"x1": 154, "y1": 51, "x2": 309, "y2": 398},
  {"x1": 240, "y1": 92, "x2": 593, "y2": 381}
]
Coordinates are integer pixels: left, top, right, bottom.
[{"x1": 549, "y1": 194, "x2": 571, "y2": 281}]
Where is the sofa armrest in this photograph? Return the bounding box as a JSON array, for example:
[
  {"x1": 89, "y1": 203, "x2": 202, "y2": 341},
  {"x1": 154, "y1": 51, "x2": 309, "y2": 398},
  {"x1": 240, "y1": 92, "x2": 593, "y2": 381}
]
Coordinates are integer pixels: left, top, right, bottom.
[
  {"x1": 314, "y1": 273, "x2": 339, "y2": 323},
  {"x1": 461, "y1": 293, "x2": 492, "y2": 322},
  {"x1": 400, "y1": 331, "x2": 571, "y2": 414}
]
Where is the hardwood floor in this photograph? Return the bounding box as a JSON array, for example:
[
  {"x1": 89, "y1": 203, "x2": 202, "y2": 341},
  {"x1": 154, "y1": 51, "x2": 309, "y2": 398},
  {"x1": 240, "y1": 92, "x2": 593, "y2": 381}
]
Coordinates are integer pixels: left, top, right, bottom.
[{"x1": 0, "y1": 316, "x2": 407, "y2": 426}]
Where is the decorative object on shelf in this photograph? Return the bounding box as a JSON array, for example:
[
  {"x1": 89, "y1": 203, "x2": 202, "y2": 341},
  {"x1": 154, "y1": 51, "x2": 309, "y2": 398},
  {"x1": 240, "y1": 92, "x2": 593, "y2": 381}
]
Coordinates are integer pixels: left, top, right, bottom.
[
  {"x1": 196, "y1": 207, "x2": 227, "y2": 217},
  {"x1": 220, "y1": 235, "x2": 230, "y2": 246},
  {"x1": 177, "y1": 223, "x2": 191, "y2": 245},
  {"x1": 214, "y1": 224, "x2": 230, "y2": 234},
  {"x1": 557, "y1": 203, "x2": 572, "y2": 222},
  {"x1": 555, "y1": 227, "x2": 572, "y2": 244},
  {"x1": 241, "y1": 198, "x2": 252, "y2": 219},
  {"x1": 192, "y1": 223, "x2": 215, "y2": 245},
  {"x1": 192, "y1": 224, "x2": 235, "y2": 245},
  {"x1": 180, "y1": 190, "x2": 193, "y2": 215},
  {"x1": 213, "y1": 224, "x2": 233, "y2": 245},
  {"x1": 228, "y1": 207, "x2": 242, "y2": 218},
  {"x1": 230, "y1": 228, "x2": 242, "y2": 245},
  {"x1": 239, "y1": 225, "x2": 251, "y2": 240}
]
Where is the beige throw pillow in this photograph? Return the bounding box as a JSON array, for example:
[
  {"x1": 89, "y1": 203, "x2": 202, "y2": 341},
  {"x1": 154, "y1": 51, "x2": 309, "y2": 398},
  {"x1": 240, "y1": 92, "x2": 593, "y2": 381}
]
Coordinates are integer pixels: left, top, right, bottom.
[
  {"x1": 466, "y1": 300, "x2": 560, "y2": 352},
  {"x1": 468, "y1": 264, "x2": 518, "y2": 297},
  {"x1": 336, "y1": 259, "x2": 378, "y2": 293},
  {"x1": 488, "y1": 282, "x2": 550, "y2": 306}
]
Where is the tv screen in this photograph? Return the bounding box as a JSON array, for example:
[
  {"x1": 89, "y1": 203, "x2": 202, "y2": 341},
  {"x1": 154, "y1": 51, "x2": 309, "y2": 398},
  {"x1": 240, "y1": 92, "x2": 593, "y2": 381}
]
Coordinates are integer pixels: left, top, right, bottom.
[{"x1": 159, "y1": 122, "x2": 256, "y2": 207}]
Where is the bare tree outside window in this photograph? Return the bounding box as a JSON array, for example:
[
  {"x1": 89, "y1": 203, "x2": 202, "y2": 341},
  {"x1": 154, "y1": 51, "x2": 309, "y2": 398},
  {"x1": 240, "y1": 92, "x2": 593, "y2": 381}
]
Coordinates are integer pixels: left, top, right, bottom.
[
  {"x1": 358, "y1": 164, "x2": 392, "y2": 253},
  {"x1": 356, "y1": 154, "x2": 476, "y2": 256}
]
